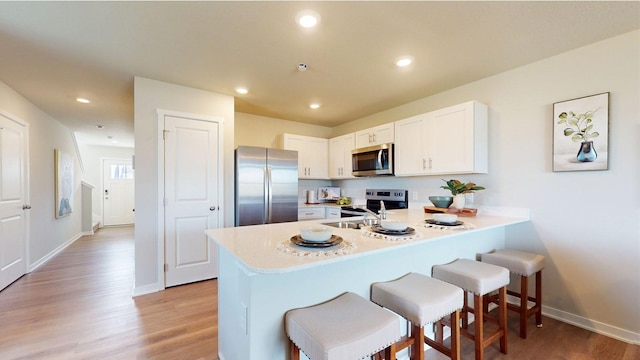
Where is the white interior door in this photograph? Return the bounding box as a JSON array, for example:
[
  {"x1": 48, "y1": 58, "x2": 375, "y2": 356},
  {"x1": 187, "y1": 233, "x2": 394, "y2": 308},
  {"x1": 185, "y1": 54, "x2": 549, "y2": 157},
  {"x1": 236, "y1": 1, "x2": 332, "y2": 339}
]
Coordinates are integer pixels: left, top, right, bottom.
[
  {"x1": 103, "y1": 158, "x2": 135, "y2": 226},
  {"x1": 0, "y1": 112, "x2": 28, "y2": 291},
  {"x1": 163, "y1": 114, "x2": 222, "y2": 287}
]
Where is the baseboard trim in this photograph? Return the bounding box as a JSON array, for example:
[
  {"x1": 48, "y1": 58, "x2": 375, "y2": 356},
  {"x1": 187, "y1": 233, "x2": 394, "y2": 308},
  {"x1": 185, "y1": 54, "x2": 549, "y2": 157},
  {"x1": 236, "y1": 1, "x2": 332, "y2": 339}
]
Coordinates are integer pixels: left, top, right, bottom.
[
  {"x1": 28, "y1": 232, "x2": 83, "y2": 272},
  {"x1": 132, "y1": 282, "x2": 164, "y2": 297},
  {"x1": 542, "y1": 305, "x2": 639, "y2": 345}
]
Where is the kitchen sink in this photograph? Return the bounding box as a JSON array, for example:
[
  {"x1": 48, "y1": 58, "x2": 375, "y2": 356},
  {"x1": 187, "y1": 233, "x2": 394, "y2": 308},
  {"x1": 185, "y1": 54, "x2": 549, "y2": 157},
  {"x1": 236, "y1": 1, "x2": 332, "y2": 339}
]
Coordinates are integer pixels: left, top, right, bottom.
[{"x1": 322, "y1": 221, "x2": 362, "y2": 229}]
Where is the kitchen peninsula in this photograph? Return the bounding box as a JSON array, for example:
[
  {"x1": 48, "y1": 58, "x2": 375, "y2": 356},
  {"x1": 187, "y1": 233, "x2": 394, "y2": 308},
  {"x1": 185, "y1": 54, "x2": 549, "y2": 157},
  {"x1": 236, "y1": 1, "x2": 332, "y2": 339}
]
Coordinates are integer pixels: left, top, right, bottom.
[{"x1": 206, "y1": 208, "x2": 529, "y2": 360}]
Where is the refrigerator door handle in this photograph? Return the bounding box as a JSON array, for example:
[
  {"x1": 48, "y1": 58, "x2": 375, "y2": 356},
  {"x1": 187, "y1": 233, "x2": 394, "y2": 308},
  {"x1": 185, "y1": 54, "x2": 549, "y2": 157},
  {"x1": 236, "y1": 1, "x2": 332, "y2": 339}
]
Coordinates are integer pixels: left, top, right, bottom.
[{"x1": 265, "y1": 166, "x2": 273, "y2": 223}]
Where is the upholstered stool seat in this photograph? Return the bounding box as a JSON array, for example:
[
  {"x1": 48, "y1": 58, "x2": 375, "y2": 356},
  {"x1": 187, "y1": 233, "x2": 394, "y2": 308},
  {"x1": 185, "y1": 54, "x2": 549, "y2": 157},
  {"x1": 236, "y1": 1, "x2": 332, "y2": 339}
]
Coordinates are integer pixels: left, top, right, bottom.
[
  {"x1": 432, "y1": 259, "x2": 510, "y2": 360},
  {"x1": 481, "y1": 249, "x2": 545, "y2": 338},
  {"x1": 371, "y1": 272, "x2": 463, "y2": 360},
  {"x1": 285, "y1": 292, "x2": 400, "y2": 360}
]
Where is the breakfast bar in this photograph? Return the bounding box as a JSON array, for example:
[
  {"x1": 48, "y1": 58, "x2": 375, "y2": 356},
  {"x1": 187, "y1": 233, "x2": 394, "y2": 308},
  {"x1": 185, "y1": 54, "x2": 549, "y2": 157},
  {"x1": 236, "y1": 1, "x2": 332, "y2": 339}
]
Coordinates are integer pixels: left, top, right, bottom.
[{"x1": 206, "y1": 209, "x2": 529, "y2": 360}]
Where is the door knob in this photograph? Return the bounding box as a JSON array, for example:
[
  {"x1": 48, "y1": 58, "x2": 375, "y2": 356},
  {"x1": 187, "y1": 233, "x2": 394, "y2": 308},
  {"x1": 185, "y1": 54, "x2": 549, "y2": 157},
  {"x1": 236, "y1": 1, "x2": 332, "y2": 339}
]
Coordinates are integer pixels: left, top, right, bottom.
[
  {"x1": 210, "y1": 207, "x2": 216, "y2": 211},
  {"x1": 23, "y1": 205, "x2": 32, "y2": 210}
]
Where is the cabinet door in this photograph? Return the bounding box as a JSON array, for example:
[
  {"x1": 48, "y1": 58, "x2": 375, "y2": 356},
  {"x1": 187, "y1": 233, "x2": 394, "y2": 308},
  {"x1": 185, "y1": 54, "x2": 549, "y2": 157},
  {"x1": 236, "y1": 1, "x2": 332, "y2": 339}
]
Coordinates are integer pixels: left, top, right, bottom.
[
  {"x1": 355, "y1": 130, "x2": 374, "y2": 148},
  {"x1": 355, "y1": 123, "x2": 395, "y2": 148},
  {"x1": 427, "y1": 101, "x2": 487, "y2": 174},
  {"x1": 305, "y1": 137, "x2": 329, "y2": 179},
  {"x1": 372, "y1": 123, "x2": 395, "y2": 145},
  {"x1": 329, "y1": 133, "x2": 355, "y2": 179},
  {"x1": 282, "y1": 134, "x2": 308, "y2": 178},
  {"x1": 298, "y1": 207, "x2": 324, "y2": 220},
  {"x1": 282, "y1": 134, "x2": 329, "y2": 179},
  {"x1": 394, "y1": 115, "x2": 428, "y2": 176},
  {"x1": 325, "y1": 207, "x2": 341, "y2": 219}
]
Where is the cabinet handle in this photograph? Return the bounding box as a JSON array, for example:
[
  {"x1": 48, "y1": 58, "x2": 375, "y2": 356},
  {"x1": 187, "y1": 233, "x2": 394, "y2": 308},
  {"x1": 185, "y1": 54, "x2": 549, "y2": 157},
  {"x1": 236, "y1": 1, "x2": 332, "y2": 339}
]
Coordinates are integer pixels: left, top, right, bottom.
[
  {"x1": 369, "y1": 134, "x2": 373, "y2": 143},
  {"x1": 372, "y1": 133, "x2": 376, "y2": 143},
  {"x1": 429, "y1": 158, "x2": 433, "y2": 169},
  {"x1": 422, "y1": 159, "x2": 426, "y2": 170}
]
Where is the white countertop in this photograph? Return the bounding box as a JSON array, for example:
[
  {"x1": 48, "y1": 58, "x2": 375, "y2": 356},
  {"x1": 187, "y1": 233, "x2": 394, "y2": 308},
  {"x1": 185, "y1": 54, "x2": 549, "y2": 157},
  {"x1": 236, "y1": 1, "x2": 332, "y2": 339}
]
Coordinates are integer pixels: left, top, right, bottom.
[{"x1": 206, "y1": 209, "x2": 529, "y2": 274}]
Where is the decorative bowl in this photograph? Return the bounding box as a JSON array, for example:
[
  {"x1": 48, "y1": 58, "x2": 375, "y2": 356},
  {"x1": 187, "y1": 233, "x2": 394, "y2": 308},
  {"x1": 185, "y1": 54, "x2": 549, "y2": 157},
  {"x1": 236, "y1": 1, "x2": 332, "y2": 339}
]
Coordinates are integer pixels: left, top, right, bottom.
[
  {"x1": 299, "y1": 226, "x2": 333, "y2": 242},
  {"x1": 432, "y1": 213, "x2": 458, "y2": 223},
  {"x1": 380, "y1": 220, "x2": 408, "y2": 231},
  {"x1": 429, "y1": 196, "x2": 453, "y2": 208}
]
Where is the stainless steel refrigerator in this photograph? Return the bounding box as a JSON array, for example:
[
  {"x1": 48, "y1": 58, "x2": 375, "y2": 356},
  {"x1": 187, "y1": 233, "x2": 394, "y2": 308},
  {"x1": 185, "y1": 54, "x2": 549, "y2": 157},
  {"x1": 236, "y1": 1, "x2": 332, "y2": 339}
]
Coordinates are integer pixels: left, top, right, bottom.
[{"x1": 235, "y1": 146, "x2": 299, "y2": 226}]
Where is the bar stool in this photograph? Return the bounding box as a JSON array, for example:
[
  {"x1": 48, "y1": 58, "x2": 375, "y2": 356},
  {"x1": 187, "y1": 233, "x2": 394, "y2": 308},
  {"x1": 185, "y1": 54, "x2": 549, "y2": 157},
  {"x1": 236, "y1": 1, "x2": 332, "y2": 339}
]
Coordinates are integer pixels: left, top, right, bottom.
[
  {"x1": 481, "y1": 249, "x2": 545, "y2": 338},
  {"x1": 371, "y1": 272, "x2": 463, "y2": 360},
  {"x1": 432, "y1": 259, "x2": 510, "y2": 360},
  {"x1": 285, "y1": 292, "x2": 400, "y2": 360}
]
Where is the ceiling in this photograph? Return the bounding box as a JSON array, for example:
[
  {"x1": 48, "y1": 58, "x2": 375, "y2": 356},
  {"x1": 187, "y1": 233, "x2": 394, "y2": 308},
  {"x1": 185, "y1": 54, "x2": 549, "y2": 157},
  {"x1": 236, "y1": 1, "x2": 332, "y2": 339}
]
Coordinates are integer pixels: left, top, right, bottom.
[{"x1": 1, "y1": 1, "x2": 638, "y2": 148}]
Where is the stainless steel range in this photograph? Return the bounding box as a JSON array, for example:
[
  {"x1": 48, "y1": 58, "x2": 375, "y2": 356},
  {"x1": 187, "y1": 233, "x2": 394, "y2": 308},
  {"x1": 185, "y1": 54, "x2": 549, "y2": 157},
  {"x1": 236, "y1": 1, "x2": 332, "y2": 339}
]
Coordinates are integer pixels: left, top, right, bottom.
[{"x1": 341, "y1": 189, "x2": 409, "y2": 217}]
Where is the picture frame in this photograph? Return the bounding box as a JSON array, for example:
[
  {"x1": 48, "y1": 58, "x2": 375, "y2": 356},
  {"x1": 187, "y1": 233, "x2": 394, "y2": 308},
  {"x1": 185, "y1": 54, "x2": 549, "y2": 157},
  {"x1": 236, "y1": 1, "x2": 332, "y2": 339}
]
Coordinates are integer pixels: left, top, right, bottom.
[
  {"x1": 55, "y1": 149, "x2": 74, "y2": 218},
  {"x1": 552, "y1": 92, "x2": 609, "y2": 172}
]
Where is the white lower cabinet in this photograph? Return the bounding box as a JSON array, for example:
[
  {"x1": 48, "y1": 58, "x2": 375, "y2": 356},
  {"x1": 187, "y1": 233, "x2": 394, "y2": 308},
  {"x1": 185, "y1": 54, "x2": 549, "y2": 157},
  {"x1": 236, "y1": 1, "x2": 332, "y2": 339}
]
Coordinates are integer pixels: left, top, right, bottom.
[
  {"x1": 298, "y1": 207, "x2": 325, "y2": 220},
  {"x1": 298, "y1": 207, "x2": 341, "y2": 220},
  {"x1": 325, "y1": 207, "x2": 341, "y2": 219},
  {"x1": 395, "y1": 101, "x2": 488, "y2": 176}
]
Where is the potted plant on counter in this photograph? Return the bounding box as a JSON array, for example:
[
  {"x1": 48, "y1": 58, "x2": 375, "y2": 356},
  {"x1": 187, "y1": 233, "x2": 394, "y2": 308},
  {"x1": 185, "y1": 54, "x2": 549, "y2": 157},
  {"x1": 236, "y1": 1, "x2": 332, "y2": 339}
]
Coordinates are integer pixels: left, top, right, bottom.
[{"x1": 441, "y1": 179, "x2": 485, "y2": 210}]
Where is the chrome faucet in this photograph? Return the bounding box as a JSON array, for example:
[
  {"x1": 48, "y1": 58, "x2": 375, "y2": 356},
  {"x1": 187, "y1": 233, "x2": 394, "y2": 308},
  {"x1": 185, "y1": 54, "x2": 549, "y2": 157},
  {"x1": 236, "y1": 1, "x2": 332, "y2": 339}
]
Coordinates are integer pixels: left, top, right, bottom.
[{"x1": 359, "y1": 201, "x2": 387, "y2": 224}]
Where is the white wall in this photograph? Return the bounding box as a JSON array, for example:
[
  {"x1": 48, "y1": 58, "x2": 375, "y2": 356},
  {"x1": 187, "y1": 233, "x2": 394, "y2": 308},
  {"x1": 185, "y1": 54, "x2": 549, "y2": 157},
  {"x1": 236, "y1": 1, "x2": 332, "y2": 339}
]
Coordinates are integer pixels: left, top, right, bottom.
[
  {"x1": 334, "y1": 30, "x2": 639, "y2": 343},
  {"x1": 235, "y1": 112, "x2": 332, "y2": 148},
  {"x1": 133, "y1": 76, "x2": 234, "y2": 295},
  {"x1": 78, "y1": 144, "x2": 134, "y2": 226},
  {"x1": 0, "y1": 81, "x2": 83, "y2": 270}
]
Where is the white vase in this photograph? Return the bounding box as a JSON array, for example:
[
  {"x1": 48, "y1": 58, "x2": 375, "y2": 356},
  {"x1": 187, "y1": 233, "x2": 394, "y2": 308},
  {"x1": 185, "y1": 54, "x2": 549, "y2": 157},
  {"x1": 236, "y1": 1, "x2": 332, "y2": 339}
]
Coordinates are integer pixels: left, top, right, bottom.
[{"x1": 453, "y1": 194, "x2": 466, "y2": 210}]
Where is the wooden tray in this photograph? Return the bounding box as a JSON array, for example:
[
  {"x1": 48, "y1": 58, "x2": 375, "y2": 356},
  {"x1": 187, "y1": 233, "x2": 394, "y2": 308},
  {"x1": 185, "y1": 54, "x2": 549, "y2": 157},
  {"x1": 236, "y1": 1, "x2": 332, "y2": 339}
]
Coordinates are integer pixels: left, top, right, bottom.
[{"x1": 423, "y1": 206, "x2": 477, "y2": 217}]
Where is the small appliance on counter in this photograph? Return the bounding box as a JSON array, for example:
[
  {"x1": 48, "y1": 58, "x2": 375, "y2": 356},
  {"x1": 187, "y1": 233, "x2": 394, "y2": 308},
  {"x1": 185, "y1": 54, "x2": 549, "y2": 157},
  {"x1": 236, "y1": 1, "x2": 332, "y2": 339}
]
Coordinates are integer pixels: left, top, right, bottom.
[{"x1": 317, "y1": 187, "x2": 341, "y2": 201}]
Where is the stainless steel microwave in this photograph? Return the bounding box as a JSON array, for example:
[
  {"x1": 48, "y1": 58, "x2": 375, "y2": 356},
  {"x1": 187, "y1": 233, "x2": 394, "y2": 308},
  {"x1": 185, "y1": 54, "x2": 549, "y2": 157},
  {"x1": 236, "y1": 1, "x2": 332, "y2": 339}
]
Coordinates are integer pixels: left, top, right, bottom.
[{"x1": 351, "y1": 143, "x2": 394, "y2": 176}]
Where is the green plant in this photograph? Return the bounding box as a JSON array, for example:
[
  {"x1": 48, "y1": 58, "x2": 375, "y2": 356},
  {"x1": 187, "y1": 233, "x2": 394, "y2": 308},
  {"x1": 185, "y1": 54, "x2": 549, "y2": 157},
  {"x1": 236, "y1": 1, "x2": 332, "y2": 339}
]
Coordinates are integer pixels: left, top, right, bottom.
[
  {"x1": 441, "y1": 179, "x2": 485, "y2": 196},
  {"x1": 557, "y1": 108, "x2": 600, "y2": 142}
]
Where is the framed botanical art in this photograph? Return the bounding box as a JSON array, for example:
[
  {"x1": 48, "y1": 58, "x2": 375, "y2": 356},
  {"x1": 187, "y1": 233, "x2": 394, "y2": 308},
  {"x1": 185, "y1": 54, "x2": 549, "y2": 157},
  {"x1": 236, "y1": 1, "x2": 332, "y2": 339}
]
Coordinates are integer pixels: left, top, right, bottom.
[
  {"x1": 55, "y1": 149, "x2": 74, "y2": 218},
  {"x1": 553, "y1": 92, "x2": 609, "y2": 172}
]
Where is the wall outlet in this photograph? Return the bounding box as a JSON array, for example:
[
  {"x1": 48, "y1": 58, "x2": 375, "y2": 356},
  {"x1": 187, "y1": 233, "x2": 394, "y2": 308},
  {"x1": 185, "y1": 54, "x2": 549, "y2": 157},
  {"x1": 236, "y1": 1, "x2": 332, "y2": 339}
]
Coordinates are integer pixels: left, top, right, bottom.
[
  {"x1": 412, "y1": 191, "x2": 418, "y2": 201},
  {"x1": 464, "y1": 193, "x2": 474, "y2": 203}
]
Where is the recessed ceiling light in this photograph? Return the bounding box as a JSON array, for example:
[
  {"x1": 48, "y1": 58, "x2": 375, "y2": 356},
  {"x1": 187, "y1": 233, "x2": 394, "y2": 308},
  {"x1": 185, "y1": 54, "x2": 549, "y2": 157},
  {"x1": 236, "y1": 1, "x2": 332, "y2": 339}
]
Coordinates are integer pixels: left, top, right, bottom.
[
  {"x1": 310, "y1": 103, "x2": 320, "y2": 109},
  {"x1": 235, "y1": 87, "x2": 248, "y2": 94},
  {"x1": 296, "y1": 10, "x2": 321, "y2": 28},
  {"x1": 111, "y1": 140, "x2": 119, "y2": 144},
  {"x1": 395, "y1": 56, "x2": 414, "y2": 67},
  {"x1": 76, "y1": 97, "x2": 91, "y2": 104}
]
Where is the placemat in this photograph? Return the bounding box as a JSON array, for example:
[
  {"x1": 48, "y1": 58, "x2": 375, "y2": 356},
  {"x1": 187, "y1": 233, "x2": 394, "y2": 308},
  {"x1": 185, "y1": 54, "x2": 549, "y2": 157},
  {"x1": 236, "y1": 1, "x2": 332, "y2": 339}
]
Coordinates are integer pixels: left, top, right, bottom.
[{"x1": 277, "y1": 239, "x2": 356, "y2": 257}]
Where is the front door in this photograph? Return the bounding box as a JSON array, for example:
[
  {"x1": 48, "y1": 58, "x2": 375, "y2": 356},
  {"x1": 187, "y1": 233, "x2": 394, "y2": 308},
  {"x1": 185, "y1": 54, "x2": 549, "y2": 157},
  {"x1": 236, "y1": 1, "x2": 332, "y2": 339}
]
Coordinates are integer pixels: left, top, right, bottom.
[
  {"x1": 163, "y1": 114, "x2": 222, "y2": 287},
  {"x1": 103, "y1": 158, "x2": 135, "y2": 226},
  {"x1": 0, "y1": 112, "x2": 28, "y2": 291}
]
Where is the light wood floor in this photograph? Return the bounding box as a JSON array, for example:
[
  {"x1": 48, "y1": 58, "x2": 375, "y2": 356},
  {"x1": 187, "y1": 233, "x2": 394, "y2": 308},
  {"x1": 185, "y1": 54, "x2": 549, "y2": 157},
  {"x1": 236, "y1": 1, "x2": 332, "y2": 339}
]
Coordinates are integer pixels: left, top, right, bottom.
[{"x1": 0, "y1": 226, "x2": 637, "y2": 359}]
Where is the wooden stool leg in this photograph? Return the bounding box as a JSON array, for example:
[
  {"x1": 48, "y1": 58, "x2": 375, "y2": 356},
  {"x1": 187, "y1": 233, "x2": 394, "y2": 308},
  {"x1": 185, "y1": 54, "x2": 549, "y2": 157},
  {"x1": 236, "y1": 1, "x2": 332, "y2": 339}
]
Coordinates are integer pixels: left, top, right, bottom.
[
  {"x1": 412, "y1": 323, "x2": 425, "y2": 360},
  {"x1": 435, "y1": 319, "x2": 444, "y2": 343},
  {"x1": 536, "y1": 270, "x2": 543, "y2": 328},
  {"x1": 462, "y1": 291, "x2": 469, "y2": 329},
  {"x1": 520, "y1": 275, "x2": 529, "y2": 339},
  {"x1": 473, "y1": 294, "x2": 483, "y2": 360},
  {"x1": 450, "y1": 309, "x2": 461, "y2": 360},
  {"x1": 498, "y1": 286, "x2": 508, "y2": 354},
  {"x1": 289, "y1": 339, "x2": 300, "y2": 360}
]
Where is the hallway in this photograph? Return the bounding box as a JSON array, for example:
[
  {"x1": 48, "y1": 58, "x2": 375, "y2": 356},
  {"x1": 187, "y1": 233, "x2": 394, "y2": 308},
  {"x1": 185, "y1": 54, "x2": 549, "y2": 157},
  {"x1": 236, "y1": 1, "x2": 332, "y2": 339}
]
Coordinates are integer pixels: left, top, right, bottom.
[{"x1": 0, "y1": 226, "x2": 218, "y2": 359}]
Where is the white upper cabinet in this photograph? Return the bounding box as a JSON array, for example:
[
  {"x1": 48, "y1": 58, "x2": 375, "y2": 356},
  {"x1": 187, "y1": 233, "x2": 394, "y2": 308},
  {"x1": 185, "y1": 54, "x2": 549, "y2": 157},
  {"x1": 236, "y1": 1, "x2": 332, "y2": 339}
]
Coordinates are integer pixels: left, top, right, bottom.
[
  {"x1": 281, "y1": 134, "x2": 329, "y2": 179},
  {"x1": 355, "y1": 123, "x2": 394, "y2": 149},
  {"x1": 394, "y1": 101, "x2": 488, "y2": 176},
  {"x1": 329, "y1": 133, "x2": 355, "y2": 179}
]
